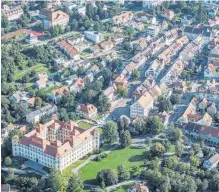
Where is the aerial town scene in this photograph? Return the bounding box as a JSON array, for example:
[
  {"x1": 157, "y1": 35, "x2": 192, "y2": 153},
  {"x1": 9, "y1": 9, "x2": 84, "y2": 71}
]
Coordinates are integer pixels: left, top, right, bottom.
[{"x1": 1, "y1": 0, "x2": 219, "y2": 191}]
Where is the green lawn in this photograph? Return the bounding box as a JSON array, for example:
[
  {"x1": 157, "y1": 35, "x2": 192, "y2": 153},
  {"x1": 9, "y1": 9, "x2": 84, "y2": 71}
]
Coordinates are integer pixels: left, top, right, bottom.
[
  {"x1": 78, "y1": 121, "x2": 93, "y2": 130},
  {"x1": 37, "y1": 85, "x2": 60, "y2": 96},
  {"x1": 112, "y1": 183, "x2": 133, "y2": 192},
  {"x1": 79, "y1": 146, "x2": 146, "y2": 184},
  {"x1": 62, "y1": 159, "x2": 86, "y2": 180},
  {"x1": 14, "y1": 63, "x2": 50, "y2": 80}
]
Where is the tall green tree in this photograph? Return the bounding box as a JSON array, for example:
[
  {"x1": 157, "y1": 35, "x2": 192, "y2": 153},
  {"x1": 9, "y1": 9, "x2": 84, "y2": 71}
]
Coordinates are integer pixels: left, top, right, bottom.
[
  {"x1": 48, "y1": 169, "x2": 66, "y2": 192},
  {"x1": 67, "y1": 175, "x2": 83, "y2": 192},
  {"x1": 117, "y1": 164, "x2": 130, "y2": 181},
  {"x1": 103, "y1": 121, "x2": 118, "y2": 144},
  {"x1": 120, "y1": 130, "x2": 131, "y2": 148}
]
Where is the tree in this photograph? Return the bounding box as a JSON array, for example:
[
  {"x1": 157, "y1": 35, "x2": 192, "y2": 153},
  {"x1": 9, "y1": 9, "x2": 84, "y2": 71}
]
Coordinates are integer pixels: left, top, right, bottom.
[
  {"x1": 175, "y1": 141, "x2": 184, "y2": 157},
  {"x1": 34, "y1": 97, "x2": 42, "y2": 108},
  {"x1": 103, "y1": 121, "x2": 118, "y2": 144},
  {"x1": 67, "y1": 175, "x2": 83, "y2": 192},
  {"x1": 150, "y1": 142, "x2": 165, "y2": 157},
  {"x1": 120, "y1": 130, "x2": 131, "y2": 148},
  {"x1": 97, "y1": 93, "x2": 111, "y2": 113},
  {"x1": 117, "y1": 85, "x2": 128, "y2": 97},
  {"x1": 48, "y1": 169, "x2": 66, "y2": 192},
  {"x1": 145, "y1": 157, "x2": 160, "y2": 170},
  {"x1": 164, "y1": 156, "x2": 178, "y2": 170},
  {"x1": 146, "y1": 117, "x2": 165, "y2": 134},
  {"x1": 131, "y1": 69, "x2": 140, "y2": 79},
  {"x1": 58, "y1": 108, "x2": 69, "y2": 122},
  {"x1": 101, "y1": 68, "x2": 112, "y2": 88},
  {"x1": 96, "y1": 169, "x2": 118, "y2": 187},
  {"x1": 166, "y1": 126, "x2": 183, "y2": 143},
  {"x1": 28, "y1": 177, "x2": 38, "y2": 187},
  {"x1": 189, "y1": 155, "x2": 200, "y2": 167},
  {"x1": 4, "y1": 156, "x2": 12, "y2": 166},
  {"x1": 117, "y1": 115, "x2": 130, "y2": 134},
  {"x1": 2, "y1": 15, "x2": 10, "y2": 29},
  {"x1": 170, "y1": 94, "x2": 181, "y2": 105},
  {"x1": 158, "y1": 98, "x2": 172, "y2": 112},
  {"x1": 117, "y1": 164, "x2": 130, "y2": 181}
]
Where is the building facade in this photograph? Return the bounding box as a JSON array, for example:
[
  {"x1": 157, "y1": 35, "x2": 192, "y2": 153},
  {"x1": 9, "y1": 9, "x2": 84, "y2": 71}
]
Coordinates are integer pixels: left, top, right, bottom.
[{"x1": 12, "y1": 120, "x2": 100, "y2": 171}]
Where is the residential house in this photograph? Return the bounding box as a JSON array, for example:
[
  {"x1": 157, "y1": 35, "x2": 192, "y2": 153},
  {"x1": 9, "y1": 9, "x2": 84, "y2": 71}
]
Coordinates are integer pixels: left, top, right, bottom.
[
  {"x1": 103, "y1": 85, "x2": 117, "y2": 102},
  {"x1": 203, "y1": 153, "x2": 219, "y2": 169},
  {"x1": 161, "y1": 10, "x2": 175, "y2": 20},
  {"x1": 12, "y1": 120, "x2": 100, "y2": 171},
  {"x1": 58, "y1": 40, "x2": 80, "y2": 61},
  {"x1": 146, "y1": 25, "x2": 160, "y2": 36},
  {"x1": 130, "y1": 22, "x2": 145, "y2": 31},
  {"x1": 130, "y1": 92, "x2": 154, "y2": 118},
  {"x1": 111, "y1": 34, "x2": 124, "y2": 44},
  {"x1": 161, "y1": 21, "x2": 169, "y2": 30},
  {"x1": 172, "y1": 81, "x2": 187, "y2": 93},
  {"x1": 208, "y1": 16, "x2": 219, "y2": 27},
  {"x1": 145, "y1": 59, "x2": 163, "y2": 78},
  {"x1": 69, "y1": 78, "x2": 85, "y2": 93},
  {"x1": 53, "y1": 58, "x2": 67, "y2": 70},
  {"x1": 149, "y1": 111, "x2": 169, "y2": 126},
  {"x1": 2, "y1": 5, "x2": 23, "y2": 21},
  {"x1": 184, "y1": 26, "x2": 212, "y2": 43},
  {"x1": 182, "y1": 122, "x2": 219, "y2": 145},
  {"x1": 37, "y1": 72, "x2": 48, "y2": 81},
  {"x1": 114, "y1": 74, "x2": 129, "y2": 88},
  {"x1": 181, "y1": 15, "x2": 195, "y2": 25},
  {"x1": 99, "y1": 40, "x2": 114, "y2": 51},
  {"x1": 66, "y1": 35, "x2": 84, "y2": 46},
  {"x1": 77, "y1": 104, "x2": 97, "y2": 119},
  {"x1": 131, "y1": 38, "x2": 147, "y2": 51},
  {"x1": 84, "y1": 31, "x2": 102, "y2": 43},
  {"x1": 208, "y1": 46, "x2": 219, "y2": 63},
  {"x1": 160, "y1": 60, "x2": 184, "y2": 85},
  {"x1": 112, "y1": 26, "x2": 123, "y2": 33},
  {"x1": 128, "y1": 182, "x2": 149, "y2": 192},
  {"x1": 26, "y1": 104, "x2": 57, "y2": 124},
  {"x1": 9, "y1": 91, "x2": 35, "y2": 107},
  {"x1": 143, "y1": 0, "x2": 165, "y2": 9},
  {"x1": 204, "y1": 60, "x2": 219, "y2": 79},
  {"x1": 46, "y1": 0, "x2": 61, "y2": 8},
  {"x1": 76, "y1": 6, "x2": 86, "y2": 16},
  {"x1": 84, "y1": 72, "x2": 94, "y2": 84},
  {"x1": 208, "y1": 37, "x2": 219, "y2": 49},
  {"x1": 198, "y1": 98, "x2": 209, "y2": 110},
  {"x1": 207, "y1": 102, "x2": 217, "y2": 116},
  {"x1": 49, "y1": 86, "x2": 69, "y2": 103},
  {"x1": 122, "y1": 62, "x2": 138, "y2": 77},
  {"x1": 88, "y1": 65, "x2": 100, "y2": 76},
  {"x1": 112, "y1": 11, "x2": 133, "y2": 25},
  {"x1": 179, "y1": 36, "x2": 203, "y2": 61},
  {"x1": 25, "y1": 34, "x2": 38, "y2": 44},
  {"x1": 36, "y1": 79, "x2": 47, "y2": 89},
  {"x1": 164, "y1": 28, "x2": 179, "y2": 45},
  {"x1": 40, "y1": 9, "x2": 69, "y2": 29}
]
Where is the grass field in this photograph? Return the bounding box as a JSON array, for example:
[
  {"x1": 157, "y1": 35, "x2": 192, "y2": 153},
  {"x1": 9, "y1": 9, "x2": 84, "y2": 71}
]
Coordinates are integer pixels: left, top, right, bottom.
[
  {"x1": 112, "y1": 183, "x2": 133, "y2": 192},
  {"x1": 62, "y1": 159, "x2": 86, "y2": 180},
  {"x1": 14, "y1": 63, "x2": 50, "y2": 80},
  {"x1": 78, "y1": 121, "x2": 93, "y2": 130},
  {"x1": 37, "y1": 85, "x2": 60, "y2": 96},
  {"x1": 79, "y1": 146, "x2": 147, "y2": 184}
]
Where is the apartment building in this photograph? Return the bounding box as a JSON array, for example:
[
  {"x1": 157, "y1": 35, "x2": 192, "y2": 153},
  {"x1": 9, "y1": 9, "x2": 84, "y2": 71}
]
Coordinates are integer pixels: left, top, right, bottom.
[
  {"x1": 203, "y1": 153, "x2": 219, "y2": 169},
  {"x1": 130, "y1": 92, "x2": 154, "y2": 118},
  {"x1": 40, "y1": 9, "x2": 69, "y2": 29},
  {"x1": 112, "y1": 11, "x2": 133, "y2": 25},
  {"x1": 77, "y1": 104, "x2": 97, "y2": 119},
  {"x1": 12, "y1": 120, "x2": 100, "y2": 171},
  {"x1": 84, "y1": 31, "x2": 102, "y2": 43},
  {"x1": 2, "y1": 5, "x2": 23, "y2": 21}
]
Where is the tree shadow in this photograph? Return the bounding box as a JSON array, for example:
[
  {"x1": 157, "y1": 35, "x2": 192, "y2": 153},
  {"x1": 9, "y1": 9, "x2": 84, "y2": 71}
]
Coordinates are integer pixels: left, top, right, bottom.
[{"x1": 128, "y1": 151, "x2": 149, "y2": 163}]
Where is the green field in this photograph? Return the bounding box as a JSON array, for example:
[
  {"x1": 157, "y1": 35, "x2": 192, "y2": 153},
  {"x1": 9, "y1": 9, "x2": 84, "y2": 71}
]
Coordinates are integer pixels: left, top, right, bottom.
[
  {"x1": 79, "y1": 146, "x2": 146, "y2": 184},
  {"x1": 37, "y1": 85, "x2": 60, "y2": 96},
  {"x1": 78, "y1": 121, "x2": 93, "y2": 130},
  {"x1": 14, "y1": 63, "x2": 50, "y2": 80},
  {"x1": 62, "y1": 159, "x2": 85, "y2": 180},
  {"x1": 112, "y1": 183, "x2": 133, "y2": 192}
]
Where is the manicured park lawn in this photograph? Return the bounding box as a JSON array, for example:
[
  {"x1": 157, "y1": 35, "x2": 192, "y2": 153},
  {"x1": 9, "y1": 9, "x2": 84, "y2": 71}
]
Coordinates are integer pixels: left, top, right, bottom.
[
  {"x1": 78, "y1": 121, "x2": 93, "y2": 130},
  {"x1": 62, "y1": 159, "x2": 85, "y2": 180},
  {"x1": 79, "y1": 146, "x2": 146, "y2": 184},
  {"x1": 14, "y1": 63, "x2": 50, "y2": 80}
]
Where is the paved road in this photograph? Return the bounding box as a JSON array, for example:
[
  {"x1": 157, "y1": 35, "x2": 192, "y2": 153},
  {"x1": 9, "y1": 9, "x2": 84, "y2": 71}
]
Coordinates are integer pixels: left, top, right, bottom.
[{"x1": 72, "y1": 144, "x2": 119, "y2": 175}]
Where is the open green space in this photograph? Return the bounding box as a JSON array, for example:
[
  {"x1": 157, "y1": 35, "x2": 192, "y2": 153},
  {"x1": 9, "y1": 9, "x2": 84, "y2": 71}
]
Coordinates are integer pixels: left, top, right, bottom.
[
  {"x1": 112, "y1": 183, "x2": 133, "y2": 192},
  {"x1": 79, "y1": 146, "x2": 146, "y2": 184},
  {"x1": 37, "y1": 85, "x2": 60, "y2": 96},
  {"x1": 62, "y1": 159, "x2": 86, "y2": 180},
  {"x1": 78, "y1": 121, "x2": 93, "y2": 130},
  {"x1": 14, "y1": 63, "x2": 50, "y2": 80}
]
